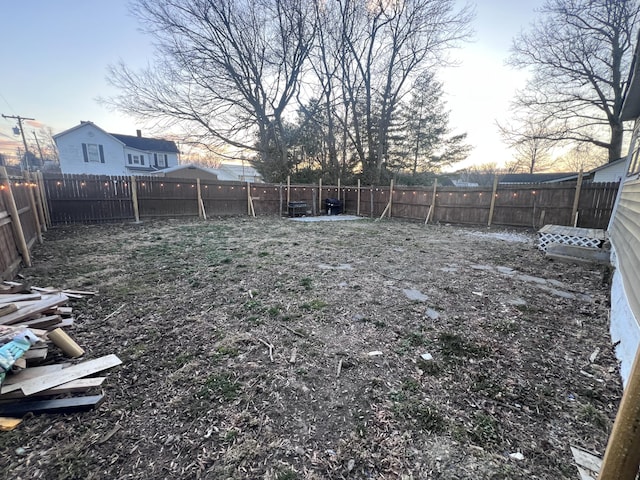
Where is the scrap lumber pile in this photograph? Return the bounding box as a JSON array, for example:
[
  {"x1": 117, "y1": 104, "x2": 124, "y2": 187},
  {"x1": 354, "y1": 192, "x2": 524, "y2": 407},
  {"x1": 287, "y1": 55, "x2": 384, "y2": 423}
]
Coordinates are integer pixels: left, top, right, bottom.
[{"x1": 0, "y1": 281, "x2": 121, "y2": 430}]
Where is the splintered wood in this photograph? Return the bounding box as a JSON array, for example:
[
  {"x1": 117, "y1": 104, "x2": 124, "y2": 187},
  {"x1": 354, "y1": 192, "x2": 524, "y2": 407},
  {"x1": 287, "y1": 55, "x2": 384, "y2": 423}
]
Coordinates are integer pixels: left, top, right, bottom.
[{"x1": 0, "y1": 281, "x2": 121, "y2": 420}]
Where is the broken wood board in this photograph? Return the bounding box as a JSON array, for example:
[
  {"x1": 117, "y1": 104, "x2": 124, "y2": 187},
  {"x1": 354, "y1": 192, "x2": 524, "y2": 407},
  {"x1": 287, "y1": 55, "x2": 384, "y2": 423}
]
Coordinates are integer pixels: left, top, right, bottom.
[
  {"x1": 0, "y1": 394, "x2": 105, "y2": 416},
  {"x1": 571, "y1": 445, "x2": 602, "y2": 480},
  {"x1": 0, "y1": 417, "x2": 22, "y2": 431},
  {"x1": 0, "y1": 293, "x2": 69, "y2": 326},
  {"x1": 0, "y1": 377, "x2": 106, "y2": 400},
  {"x1": 10, "y1": 354, "x2": 121, "y2": 396},
  {"x1": 0, "y1": 304, "x2": 17, "y2": 318}
]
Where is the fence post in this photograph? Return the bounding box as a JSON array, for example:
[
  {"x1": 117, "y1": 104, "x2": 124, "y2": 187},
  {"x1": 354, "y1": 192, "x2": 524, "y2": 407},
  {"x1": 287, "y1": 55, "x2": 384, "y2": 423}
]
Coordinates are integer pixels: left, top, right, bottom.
[
  {"x1": 370, "y1": 186, "x2": 374, "y2": 218},
  {"x1": 247, "y1": 181, "x2": 255, "y2": 217},
  {"x1": 36, "y1": 171, "x2": 51, "y2": 227},
  {"x1": 197, "y1": 178, "x2": 202, "y2": 218},
  {"x1": 488, "y1": 175, "x2": 499, "y2": 226},
  {"x1": 279, "y1": 184, "x2": 283, "y2": 217},
  {"x1": 0, "y1": 167, "x2": 31, "y2": 267},
  {"x1": 571, "y1": 170, "x2": 584, "y2": 227},
  {"x1": 388, "y1": 179, "x2": 394, "y2": 218},
  {"x1": 597, "y1": 345, "x2": 640, "y2": 480},
  {"x1": 26, "y1": 171, "x2": 46, "y2": 233},
  {"x1": 23, "y1": 171, "x2": 42, "y2": 244},
  {"x1": 287, "y1": 175, "x2": 291, "y2": 205},
  {"x1": 130, "y1": 176, "x2": 140, "y2": 223},
  {"x1": 357, "y1": 179, "x2": 361, "y2": 216},
  {"x1": 318, "y1": 178, "x2": 322, "y2": 215},
  {"x1": 426, "y1": 179, "x2": 437, "y2": 224},
  {"x1": 337, "y1": 178, "x2": 341, "y2": 204}
]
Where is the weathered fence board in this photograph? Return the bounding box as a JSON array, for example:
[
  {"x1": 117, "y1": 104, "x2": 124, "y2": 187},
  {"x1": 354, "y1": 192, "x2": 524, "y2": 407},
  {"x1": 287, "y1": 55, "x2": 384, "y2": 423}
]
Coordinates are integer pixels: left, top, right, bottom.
[{"x1": 0, "y1": 168, "x2": 46, "y2": 280}]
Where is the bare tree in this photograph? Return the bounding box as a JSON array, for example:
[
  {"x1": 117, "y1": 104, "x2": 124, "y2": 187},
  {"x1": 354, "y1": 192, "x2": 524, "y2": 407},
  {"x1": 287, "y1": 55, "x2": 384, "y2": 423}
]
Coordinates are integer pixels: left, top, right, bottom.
[
  {"x1": 509, "y1": 0, "x2": 640, "y2": 162},
  {"x1": 106, "y1": 0, "x2": 316, "y2": 181},
  {"x1": 339, "y1": 0, "x2": 473, "y2": 183},
  {"x1": 555, "y1": 143, "x2": 607, "y2": 172},
  {"x1": 499, "y1": 118, "x2": 556, "y2": 174}
]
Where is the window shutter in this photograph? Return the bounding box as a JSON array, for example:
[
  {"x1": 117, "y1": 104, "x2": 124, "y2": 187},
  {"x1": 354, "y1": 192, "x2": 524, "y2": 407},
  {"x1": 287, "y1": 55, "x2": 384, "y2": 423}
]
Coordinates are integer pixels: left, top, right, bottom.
[
  {"x1": 128, "y1": 154, "x2": 132, "y2": 164},
  {"x1": 82, "y1": 143, "x2": 88, "y2": 162},
  {"x1": 154, "y1": 153, "x2": 158, "y2": 166},
  {"x1": 99, "y1": 145, "x2": 105, "y2": 163},
  {"x1": 140, "y1": 154, "x2": 145, "y2": 165}
]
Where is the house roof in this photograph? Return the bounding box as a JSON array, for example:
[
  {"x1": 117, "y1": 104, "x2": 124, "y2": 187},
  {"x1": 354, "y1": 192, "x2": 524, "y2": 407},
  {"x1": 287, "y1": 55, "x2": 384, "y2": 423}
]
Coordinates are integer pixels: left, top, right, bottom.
[
  {"x1": 53, "y1": 121, "x2": 179, "y2": 154},
  {"x1": 499, "y1": 172, "x2": 578, "y2": 184},
  {"x1": 587, "y1": 157, "x2": 626, "y2": 174},
  {"x1": 110, "y1": 133, "x2": 179, "y2": 153}
]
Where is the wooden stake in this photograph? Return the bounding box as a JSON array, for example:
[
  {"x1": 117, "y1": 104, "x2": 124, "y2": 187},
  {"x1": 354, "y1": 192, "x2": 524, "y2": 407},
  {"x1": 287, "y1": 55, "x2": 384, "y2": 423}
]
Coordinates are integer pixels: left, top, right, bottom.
[
  {"x1": 426, "y1": 179, "x2": 438, "y2": 224},
  {"x1": 130, "y1": 176, "x2": 140, "y2": 223},
  {"x1": 598, "y1": 345, "x2": 640, "y2": 480},
  {"x1": 0, "y1": 167, "x2": 31, "y2": 267},
  {"x1": 571, "y1": 169, "x2": 584, "y2": 227},
  {"x1": 319, "y1": 178, "x2": 323, "y2": 214},
  {"x1": 487, "y1": 175, "x2": 499, "y2": 226},
  {"x1": 357, "y1": 179, "x2": 361, "y2": 216},
  {"x1": 287, "y1": 175, "x2": 291, "y2": 205},
  {"x1": 197, "y1": 178, "x2": 203, "y2": 218},
  {"x1": 24, "y1": 172, "x2": 42, "y2": 244}
]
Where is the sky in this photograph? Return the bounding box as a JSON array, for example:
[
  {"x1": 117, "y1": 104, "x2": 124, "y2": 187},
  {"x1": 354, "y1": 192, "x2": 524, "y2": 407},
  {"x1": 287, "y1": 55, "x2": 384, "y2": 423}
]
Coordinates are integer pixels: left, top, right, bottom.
[{"x1": 0, "y1": 0, "x2": 545, "y2": 171}]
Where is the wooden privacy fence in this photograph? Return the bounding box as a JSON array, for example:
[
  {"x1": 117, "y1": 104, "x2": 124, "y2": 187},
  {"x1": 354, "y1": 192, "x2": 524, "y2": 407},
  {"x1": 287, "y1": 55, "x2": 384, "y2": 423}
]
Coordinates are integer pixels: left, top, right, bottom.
[
  {"x1": 41, "y1": 173, "x2": 618, "y2": 230},
  {"x1": 0, "y1": 167, "x2": 50, "y2": 280}
]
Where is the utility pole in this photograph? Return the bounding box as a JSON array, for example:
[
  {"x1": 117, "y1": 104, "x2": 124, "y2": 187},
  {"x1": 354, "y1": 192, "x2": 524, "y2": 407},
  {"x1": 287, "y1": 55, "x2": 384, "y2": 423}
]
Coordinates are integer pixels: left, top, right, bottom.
[
  {"x1": 32, "y1": 130, "x2": 45, "y2": 166},
  {"x1": 2, "y1": 114, "x2": 35, "y2": 170}
]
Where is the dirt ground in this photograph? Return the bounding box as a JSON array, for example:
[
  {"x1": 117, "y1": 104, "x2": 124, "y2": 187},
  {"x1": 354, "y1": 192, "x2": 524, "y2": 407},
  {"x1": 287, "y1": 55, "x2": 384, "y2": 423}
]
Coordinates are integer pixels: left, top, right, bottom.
[{"x1": 0, "y1": 216, "x2": 621, "y2": 479}]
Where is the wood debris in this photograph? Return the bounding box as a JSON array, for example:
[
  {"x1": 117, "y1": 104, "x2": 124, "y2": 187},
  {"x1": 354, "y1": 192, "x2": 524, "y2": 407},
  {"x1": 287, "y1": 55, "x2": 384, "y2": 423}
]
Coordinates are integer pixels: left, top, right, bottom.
[{"x1": 0, "y1": 281, "x2": 121, "y2": 422}]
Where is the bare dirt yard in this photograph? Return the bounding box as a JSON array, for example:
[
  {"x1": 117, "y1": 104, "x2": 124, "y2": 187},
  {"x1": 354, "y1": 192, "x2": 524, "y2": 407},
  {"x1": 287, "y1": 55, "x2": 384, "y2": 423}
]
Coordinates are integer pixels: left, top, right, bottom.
[{"x1": 0, "y1": 216, "x2": 621, "y2": 479}]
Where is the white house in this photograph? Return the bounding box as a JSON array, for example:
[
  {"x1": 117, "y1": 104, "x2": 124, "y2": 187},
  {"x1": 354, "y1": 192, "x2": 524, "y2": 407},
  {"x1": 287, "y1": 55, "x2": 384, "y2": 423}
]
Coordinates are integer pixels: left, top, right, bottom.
[
  {"x1": 54, "y1": 121, "x2": 179, "y2": 176},
  {"x1": 608, "y1": 42, "x2": 640, "y2": 386}
]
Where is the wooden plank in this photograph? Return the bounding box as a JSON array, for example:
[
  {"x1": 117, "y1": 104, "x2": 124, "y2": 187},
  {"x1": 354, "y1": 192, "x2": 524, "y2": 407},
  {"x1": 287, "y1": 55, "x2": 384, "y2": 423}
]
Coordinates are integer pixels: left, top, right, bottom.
[
  {"x1": 0, "y1": 393, "x2": 105, "y2": 416},
  {"x1": 571, "y1": 446, "x2": 602, "y2": 475},
  {"x1": 0, "y1": 293, "x2": 69, "y2": 325},
  {"x1": 0, "y1": 377, "x2": 105, "y2": 400},
  {"x1": 2, "y1": 363, "x2": 69, "y2": 386},
  {"x1": 0, "y1": 292, "x2": 40, "y2": 303},
  {"x1": 23, "y1": 347, "x2": 48, "y2": 361},
  {"x1": 16, "y1": 354, "x2": 121, "y2": 396},
  {"x1": 13, "y1": 314, "x2": 63, "y2": 330}
]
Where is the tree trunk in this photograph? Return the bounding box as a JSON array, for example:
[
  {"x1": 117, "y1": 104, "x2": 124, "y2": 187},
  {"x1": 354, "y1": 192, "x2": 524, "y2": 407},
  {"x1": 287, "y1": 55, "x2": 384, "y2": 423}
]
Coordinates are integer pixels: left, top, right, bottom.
[{"x1": 609, "y1": 121, "x2": 624, "y2": 162}]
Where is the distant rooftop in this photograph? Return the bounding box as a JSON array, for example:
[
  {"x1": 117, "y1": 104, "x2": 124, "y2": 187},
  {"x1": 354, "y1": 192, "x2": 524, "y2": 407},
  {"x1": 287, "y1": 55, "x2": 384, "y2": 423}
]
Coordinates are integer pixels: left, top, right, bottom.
[{"x1": 110, "y1": 133, "x2": 179, "y2": 153}]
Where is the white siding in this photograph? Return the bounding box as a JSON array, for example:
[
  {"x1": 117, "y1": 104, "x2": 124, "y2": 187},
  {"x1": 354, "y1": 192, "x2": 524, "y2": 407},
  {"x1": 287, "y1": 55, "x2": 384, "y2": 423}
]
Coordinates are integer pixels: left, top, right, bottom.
[
  {"x1": 56, "y1": 123, "x2": 179, "y2": 176},
  {"x1": 56, "y1": 124, "x2": 128, "y2": 176},
  {"x1": 593, "y1": 162, "x2": 627, "y2": 183}
]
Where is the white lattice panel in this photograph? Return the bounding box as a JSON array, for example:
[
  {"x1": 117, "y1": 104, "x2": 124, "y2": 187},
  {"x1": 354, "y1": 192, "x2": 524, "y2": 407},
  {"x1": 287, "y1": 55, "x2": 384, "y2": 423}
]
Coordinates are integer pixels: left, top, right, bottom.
[{"x1": 538, "y1": 232, "x2": 602, "y2": 252}]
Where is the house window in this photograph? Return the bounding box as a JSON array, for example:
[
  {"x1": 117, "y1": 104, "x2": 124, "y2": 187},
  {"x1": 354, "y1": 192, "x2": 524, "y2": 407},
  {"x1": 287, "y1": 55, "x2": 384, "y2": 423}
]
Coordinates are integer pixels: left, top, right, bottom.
[
  {"x1": 154, "y1": 153, "x2": 168, "y2": 168},
  {"x1": 82, "y1": 143, "x2": 105, "y2": 163},
  {"x1": 629, "y1": 141, "x2": 640, "y2": 176},
  {"x1": 127, "y1": 154, "x2": 145, "y2": 166}
]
